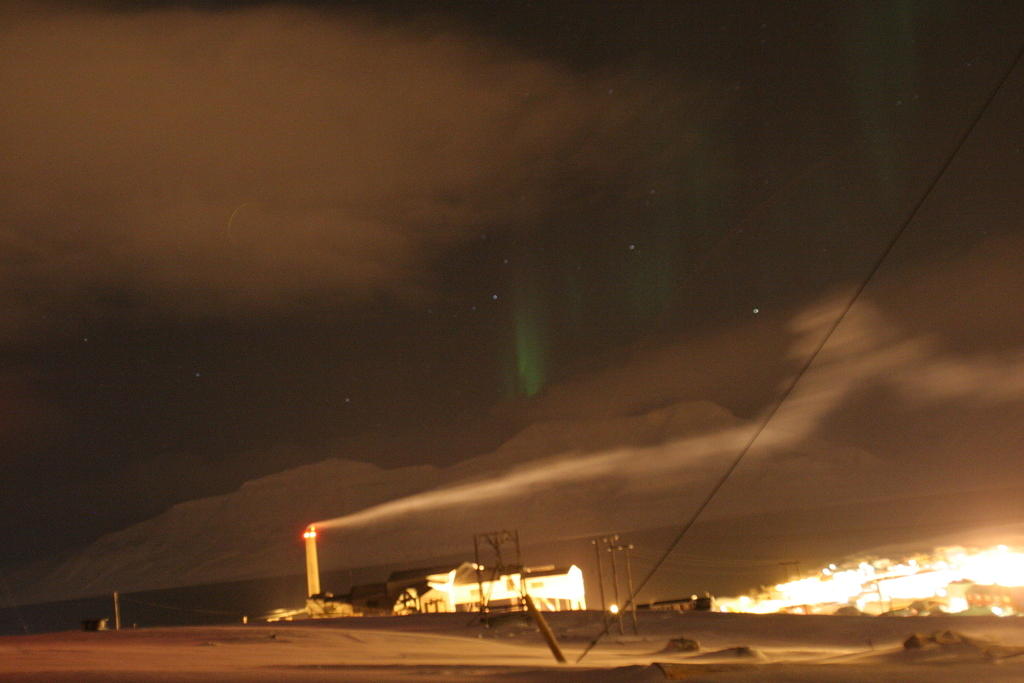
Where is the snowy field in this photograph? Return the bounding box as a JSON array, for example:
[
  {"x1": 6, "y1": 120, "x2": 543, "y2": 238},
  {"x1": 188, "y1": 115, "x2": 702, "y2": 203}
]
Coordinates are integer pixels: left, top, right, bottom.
[{"x1": 3, "y1": 611, "x2": 1024, "y2": 681}]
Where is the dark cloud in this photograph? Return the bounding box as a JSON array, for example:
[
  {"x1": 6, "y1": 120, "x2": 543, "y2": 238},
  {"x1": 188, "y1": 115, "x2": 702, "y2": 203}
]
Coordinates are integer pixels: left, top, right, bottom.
[
  {"x1": 0, "y1": 2, "x2": 683, "y2": 338},
  {"x1": 4, "y1": 0, "x2": 1024, "y2": 583}
]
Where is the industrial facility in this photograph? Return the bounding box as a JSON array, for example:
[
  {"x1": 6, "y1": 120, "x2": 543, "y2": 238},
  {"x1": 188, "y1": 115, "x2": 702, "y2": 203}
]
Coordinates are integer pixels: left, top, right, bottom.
[
  {"x1": 393, "y1": 562, "x2": 586, "y2": 614},
  {"x1": 281, "y1": 525, "x2": 1024, "y2": 624},
  {"x1": 290, "y1": 526, "x2": 586, "y2": 620}
]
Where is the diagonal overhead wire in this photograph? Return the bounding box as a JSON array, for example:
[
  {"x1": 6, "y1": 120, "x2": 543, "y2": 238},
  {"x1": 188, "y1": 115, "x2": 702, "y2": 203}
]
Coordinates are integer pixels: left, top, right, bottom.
[
  {"x1": 576, "y1": 39, "x2": 1024, "y2": 664},
  {"x1": 0, "y1": 568, "x2": 30, "y2": 634}
]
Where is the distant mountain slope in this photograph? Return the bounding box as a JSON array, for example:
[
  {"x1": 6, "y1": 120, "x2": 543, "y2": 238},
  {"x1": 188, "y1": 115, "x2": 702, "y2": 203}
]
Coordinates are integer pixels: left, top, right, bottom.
[
  {"x1": 29, "y1": 399, "x2": 941, "y2": 601},
  {"x1": 33, "y1": 459, "x2": 440, "y2": 597}
]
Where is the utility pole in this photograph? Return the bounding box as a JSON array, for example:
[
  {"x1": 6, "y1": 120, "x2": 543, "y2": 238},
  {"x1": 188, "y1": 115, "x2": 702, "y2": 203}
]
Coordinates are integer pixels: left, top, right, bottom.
[
  {"x1": 614, "y1": 544, "x2": 639, "y2": 635},
  {"x1": 591, "y1": 538, "x2": 606, "y2": 611},
  {"x1": 524, "y1": 594, "x2": 566, "y2": 664},
  {"x1": 607, "y1": 542, "x2": 624, "y2": 635},
  {"x1": 112, "y1": 592, "x2": 121, "y2": 631},
  {"x1": 592, "y1": 534, "x2": 634, "y2": 635}
]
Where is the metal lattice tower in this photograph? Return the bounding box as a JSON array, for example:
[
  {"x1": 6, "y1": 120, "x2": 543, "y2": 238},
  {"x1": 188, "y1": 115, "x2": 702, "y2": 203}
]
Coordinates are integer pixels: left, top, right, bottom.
[{"x1": 472, "y1": 530, "x2": 524, "y2": 618}]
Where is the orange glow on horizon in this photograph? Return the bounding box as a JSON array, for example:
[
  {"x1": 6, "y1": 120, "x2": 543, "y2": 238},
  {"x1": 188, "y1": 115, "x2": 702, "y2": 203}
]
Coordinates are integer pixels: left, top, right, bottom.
[{"x1": 716, "y1": 544, "x2": 1024, "y2": 616}]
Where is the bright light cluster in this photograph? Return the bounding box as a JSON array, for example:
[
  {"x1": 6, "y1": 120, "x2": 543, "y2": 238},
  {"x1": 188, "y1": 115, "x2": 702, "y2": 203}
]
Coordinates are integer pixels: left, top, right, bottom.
[
  {"x1": 716, "y1": 544, "x2": 1024, "y2": 616},
  {"x1": 302, "y1": 526, "x2": 317, "y2": 540}
]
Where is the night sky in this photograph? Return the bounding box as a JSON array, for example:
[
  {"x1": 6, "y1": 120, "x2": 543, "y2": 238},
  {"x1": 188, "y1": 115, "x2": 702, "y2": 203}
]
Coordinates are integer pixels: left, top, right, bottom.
[{"x1": 3, "y1": 1, "x2": 1024, "y2": 574}]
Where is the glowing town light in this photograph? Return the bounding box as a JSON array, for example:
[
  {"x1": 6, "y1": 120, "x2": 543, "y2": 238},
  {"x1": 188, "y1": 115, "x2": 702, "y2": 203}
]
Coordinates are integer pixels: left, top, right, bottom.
[
  {"x1": 955, "y1": 545, "x2": 1024, "y2": 586},
  {"x1": 715, "y1": 544, "x2": 1024, "y2": 616},
  {"x1": 608, "y1": 604, "x2": 620, "y2": 614}
]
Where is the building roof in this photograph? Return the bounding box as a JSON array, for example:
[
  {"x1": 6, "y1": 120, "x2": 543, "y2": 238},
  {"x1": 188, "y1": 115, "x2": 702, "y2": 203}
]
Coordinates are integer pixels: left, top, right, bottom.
[
  {"x1": 387, "y1": 565, "x2": 455, "y2": 584},
  {"x1": 524, "y1": 565, "x2": 576, "y2": 579}
]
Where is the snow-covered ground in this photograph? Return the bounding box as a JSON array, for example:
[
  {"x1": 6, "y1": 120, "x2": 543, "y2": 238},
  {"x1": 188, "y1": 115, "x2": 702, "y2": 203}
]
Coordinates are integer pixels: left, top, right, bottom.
[{"x1": 3, "y1": 611, "x2": 1024, "y2": 681}]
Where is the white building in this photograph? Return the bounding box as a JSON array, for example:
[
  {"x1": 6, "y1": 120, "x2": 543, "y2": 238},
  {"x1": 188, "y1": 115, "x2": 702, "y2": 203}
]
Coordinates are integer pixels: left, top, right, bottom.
[{"x1": 394, "y1": 562, "x2": 587, "y2": 614}]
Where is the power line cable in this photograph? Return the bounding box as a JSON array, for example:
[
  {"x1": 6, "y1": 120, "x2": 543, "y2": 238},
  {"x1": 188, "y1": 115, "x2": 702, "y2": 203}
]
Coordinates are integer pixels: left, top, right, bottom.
[
  {"x1": 0, "y1": 569, "x2": 30, "y2": 635},
  {"x1": 628, "y1": 551, "x2": 793, "y2": 566},
  {"x1": 121, "y1": 596, "x2": 243, "y2": 617},
  {"x1": 576, "y1": 39, "x2": 1024, "y2": 664}
]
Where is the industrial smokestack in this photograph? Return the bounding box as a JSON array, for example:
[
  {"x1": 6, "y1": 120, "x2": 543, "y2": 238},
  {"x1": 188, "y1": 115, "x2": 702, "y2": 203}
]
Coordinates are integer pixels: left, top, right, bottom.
[{"x1": 303, "y1": 525, "x2": 321, "y2": 597}]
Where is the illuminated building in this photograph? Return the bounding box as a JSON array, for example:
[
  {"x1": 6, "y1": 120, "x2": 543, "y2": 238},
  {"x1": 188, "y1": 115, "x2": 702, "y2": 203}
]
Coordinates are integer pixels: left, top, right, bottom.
[{"x1": 395, "y1": 562, "x2": 587, "y2": 614}]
